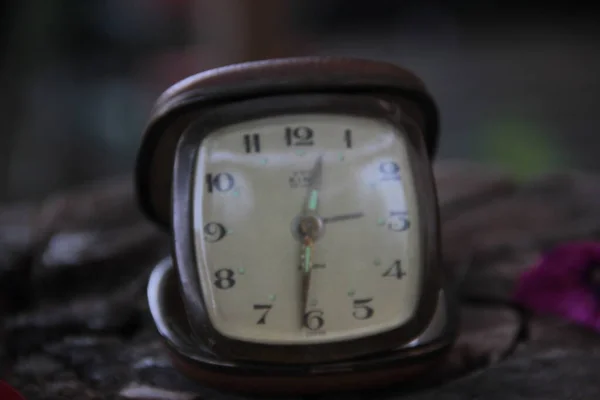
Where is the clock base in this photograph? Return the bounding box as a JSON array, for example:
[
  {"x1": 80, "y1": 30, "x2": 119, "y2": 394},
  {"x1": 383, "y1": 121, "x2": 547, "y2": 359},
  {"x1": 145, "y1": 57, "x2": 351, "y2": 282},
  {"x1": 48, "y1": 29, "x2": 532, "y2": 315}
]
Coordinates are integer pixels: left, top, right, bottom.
[
  {"x1": 148, "y1": 258, "x2": 457, "y2": 394},
  {"x1": 168, "y1": 346, "x2": 448, "y2": 394}
]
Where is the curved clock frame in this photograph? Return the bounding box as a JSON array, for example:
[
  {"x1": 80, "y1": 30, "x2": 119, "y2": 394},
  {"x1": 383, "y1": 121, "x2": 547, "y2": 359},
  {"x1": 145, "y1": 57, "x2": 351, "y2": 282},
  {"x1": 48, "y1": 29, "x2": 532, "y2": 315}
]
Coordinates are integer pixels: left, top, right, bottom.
[{"x1": 171, "y1": 94, "x2": 442, "y2": 364}]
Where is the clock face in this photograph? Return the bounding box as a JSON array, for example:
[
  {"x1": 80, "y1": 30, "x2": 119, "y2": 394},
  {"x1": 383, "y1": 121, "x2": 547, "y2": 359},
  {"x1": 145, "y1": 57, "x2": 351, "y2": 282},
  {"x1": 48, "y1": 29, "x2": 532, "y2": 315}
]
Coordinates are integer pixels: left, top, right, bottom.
[{"x1": 192, "y1": 113, "x2": 423, "y2": 345}]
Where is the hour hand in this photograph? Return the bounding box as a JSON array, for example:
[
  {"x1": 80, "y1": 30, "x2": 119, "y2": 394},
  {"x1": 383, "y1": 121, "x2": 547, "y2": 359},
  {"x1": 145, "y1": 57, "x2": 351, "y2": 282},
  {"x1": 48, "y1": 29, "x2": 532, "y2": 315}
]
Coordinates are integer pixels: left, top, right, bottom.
[{"x1": 322, "y1": 212, "x2": 364, "y2": 224}]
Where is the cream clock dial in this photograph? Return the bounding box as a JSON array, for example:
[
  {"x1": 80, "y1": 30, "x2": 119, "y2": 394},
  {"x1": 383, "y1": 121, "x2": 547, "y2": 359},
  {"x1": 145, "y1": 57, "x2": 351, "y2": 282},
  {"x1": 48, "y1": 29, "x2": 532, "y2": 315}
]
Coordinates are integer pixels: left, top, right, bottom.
[{"x1": 192, "y1": 113, "x2": 422, "y2": 344}]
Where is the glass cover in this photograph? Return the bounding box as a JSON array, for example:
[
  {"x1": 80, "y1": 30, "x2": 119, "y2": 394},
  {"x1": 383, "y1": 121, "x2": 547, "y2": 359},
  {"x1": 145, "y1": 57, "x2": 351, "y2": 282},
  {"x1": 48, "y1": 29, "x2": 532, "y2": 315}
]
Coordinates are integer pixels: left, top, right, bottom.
[{"x1": 192, "y1": 113, "x2": 423, "y2": 344}]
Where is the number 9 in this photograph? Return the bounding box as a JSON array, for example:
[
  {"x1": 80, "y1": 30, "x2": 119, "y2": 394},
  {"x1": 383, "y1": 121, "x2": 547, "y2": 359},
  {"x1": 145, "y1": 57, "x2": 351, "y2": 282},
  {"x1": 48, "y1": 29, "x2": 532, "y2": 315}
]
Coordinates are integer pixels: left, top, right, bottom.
[{"x1": 204, "y1": 222, "x2": 227, "y2": 242}]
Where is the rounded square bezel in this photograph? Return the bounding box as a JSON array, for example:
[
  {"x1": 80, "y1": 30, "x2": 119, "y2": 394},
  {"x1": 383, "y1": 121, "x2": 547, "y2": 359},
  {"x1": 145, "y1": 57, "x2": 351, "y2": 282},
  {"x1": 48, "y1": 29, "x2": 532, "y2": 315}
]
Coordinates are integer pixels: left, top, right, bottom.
[{"x1": 171, "y1": 93, "x2": 441, "y2": 364}]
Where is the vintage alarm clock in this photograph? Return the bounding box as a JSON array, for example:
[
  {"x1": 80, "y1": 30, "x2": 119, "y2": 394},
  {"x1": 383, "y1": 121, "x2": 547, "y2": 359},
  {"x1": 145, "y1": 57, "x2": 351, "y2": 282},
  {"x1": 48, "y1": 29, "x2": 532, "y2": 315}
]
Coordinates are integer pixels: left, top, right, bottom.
[{"x1": 136, "y1": 57, "x2": 458, "y2": 393}]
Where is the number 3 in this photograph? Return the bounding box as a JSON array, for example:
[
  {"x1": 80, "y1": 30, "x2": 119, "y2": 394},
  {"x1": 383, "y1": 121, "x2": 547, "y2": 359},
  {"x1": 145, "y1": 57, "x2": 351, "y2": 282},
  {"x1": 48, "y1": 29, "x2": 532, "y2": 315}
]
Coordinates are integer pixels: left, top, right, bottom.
[{"x1": 388, "y1": 211, "x2": 410, "y2": 232}]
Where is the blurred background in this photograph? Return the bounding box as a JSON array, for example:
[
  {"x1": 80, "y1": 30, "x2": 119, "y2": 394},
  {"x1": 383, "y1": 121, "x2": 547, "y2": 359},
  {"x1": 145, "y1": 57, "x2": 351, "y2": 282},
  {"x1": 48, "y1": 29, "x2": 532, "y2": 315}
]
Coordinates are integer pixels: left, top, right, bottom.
[{"x1": 1, "y1": 0, "x2": 599, "y2": 203}]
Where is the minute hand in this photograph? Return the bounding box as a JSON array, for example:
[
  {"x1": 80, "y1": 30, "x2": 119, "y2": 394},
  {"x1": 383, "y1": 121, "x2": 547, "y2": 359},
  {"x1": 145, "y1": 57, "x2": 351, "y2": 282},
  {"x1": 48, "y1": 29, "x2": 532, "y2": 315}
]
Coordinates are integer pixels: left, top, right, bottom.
[
  {"x1": 301, "y1": 237, "x2": 313, "y2": 320},
  {"x1": 299, "y1": 155, "x2": 323, "y2": 322}
]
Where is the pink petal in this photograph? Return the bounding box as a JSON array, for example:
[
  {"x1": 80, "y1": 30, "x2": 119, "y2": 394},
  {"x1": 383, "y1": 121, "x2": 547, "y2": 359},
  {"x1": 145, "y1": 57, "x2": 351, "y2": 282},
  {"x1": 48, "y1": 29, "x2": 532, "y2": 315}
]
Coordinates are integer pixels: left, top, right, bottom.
[{"x1": 513, "y1": 241, "x2": 600, "y2": 333}]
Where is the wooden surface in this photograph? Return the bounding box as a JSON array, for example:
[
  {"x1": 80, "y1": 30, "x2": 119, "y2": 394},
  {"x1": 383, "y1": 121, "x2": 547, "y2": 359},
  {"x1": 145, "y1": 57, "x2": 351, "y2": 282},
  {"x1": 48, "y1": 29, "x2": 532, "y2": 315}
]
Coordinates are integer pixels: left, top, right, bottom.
[{"x1": 1, "y1": 159, "x2": 600, "y2": 399}]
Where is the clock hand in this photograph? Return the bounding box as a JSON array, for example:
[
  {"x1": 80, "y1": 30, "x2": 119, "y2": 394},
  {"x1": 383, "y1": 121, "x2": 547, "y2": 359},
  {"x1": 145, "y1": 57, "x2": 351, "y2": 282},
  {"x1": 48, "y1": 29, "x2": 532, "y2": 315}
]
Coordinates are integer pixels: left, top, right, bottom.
[
  {"x1": 301, "y1": 236, "x2": 313, "y2": 324},
  {"x1": 304, "y1": 155, "x2": 323, "y2": 213},
  {"x1": 299, "y1": 155, "x2": 323, "y2": 327},
  {"x1": 322, "y1": 212, "x2": 364, "y2": 224}
]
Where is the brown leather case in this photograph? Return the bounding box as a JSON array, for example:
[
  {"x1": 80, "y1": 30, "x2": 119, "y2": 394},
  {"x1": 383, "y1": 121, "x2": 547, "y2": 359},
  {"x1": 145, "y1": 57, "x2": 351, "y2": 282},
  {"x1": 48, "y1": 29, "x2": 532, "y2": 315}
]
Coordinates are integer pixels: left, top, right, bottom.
[
  {"x1": 135, "y1": 56, "x2": 440, "y2": 229},
  {"x1": 138, "y1": 57, "x2": 452, "y2": 394}
]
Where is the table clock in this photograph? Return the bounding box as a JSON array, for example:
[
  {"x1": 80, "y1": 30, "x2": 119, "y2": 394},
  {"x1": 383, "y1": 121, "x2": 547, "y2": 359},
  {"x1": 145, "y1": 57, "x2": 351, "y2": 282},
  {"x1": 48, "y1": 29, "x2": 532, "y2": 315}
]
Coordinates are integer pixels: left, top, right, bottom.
[{"x1": 136, "y1": 56, "x2": 458, "y2": 394}]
